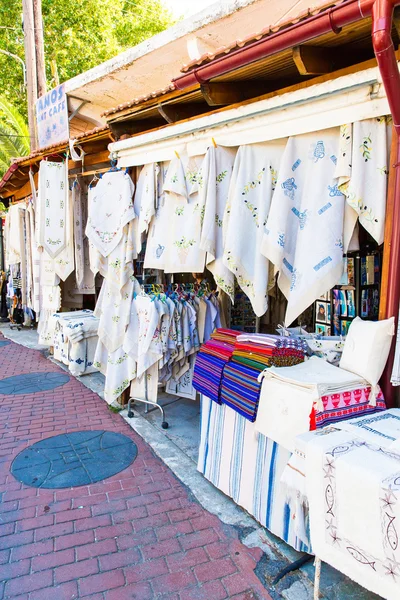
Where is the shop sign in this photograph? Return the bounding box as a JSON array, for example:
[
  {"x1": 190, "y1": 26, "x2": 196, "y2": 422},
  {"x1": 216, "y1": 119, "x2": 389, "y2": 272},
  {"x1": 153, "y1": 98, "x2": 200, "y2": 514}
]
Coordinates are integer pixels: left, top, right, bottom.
[{"x1": 36, "y1": 83, "x2": 69, "y2": 149}]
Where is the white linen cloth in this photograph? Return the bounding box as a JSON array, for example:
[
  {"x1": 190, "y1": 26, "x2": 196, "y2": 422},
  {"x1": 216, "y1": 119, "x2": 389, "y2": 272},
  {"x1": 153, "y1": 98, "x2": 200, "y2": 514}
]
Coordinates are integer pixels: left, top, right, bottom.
[
  {"x1": 255, "y1": 357, "x2": 367, "y2": 451},
  {"x1": 144, "y1": 162, "x2": 170, "y2": 270},
  {"x1": 5, "y1": 204, "x2": 25, "y2": 267},
  {"x1": 52, "y1": 188, "x2": 75, "y2": 282},
  {"x1": 38, "y1": 285, "x2": 61, "y2": 345},
  {"x1": 163, "y1": 155, "x2": 206, "y2": 273},
  {"x1": 223, "y1": 142, "x2": 285, "y2": 316},
  {"x1": 305, "y1": 424, "x2": 400, "y2": 600},
  {"x1": 94, "y1": 343, "x2": 137, "y2": 405},
  {"x1": 199, "y1": 146, "x2": 236, "y2": 300},
  {"x1": 134, "y1": 163, "x2": 157, "y2": 253},
  {"x1": 85, "y1": 170, "x2": 135, "y2": 257},
  {"x1": 336, "y1": 118, "x2": 389, "y2": 247},
  {"x1": 261, "y1": 129, "x2": 344, "y2": 326},
  {"x1": 72, "y1": 179, "x2": 85, "y2": 289},
  {"x1": 37, "y1": 161, "x2": 68, "y2": 258}
]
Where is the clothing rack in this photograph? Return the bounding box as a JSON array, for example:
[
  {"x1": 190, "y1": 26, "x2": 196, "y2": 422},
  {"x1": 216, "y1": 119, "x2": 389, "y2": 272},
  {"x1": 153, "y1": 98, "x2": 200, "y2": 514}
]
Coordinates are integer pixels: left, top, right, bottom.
[{"x1": 127, "y1": 281, "x2": 212, "y2": 429}]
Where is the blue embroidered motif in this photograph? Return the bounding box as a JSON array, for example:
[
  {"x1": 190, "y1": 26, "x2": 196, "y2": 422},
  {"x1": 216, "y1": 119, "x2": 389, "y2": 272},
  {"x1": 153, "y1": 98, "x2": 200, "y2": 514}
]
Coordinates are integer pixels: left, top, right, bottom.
[
  {"x1": 75, "y1": 358, "x2": 84, "y2": 365},
  {"x1": 330, "y1": 155, "x2": 337, "y2": 165},
  {"x1": 328, "y1": 183, "x2": 342, "y2": 197},
  {"x1": 349, "y1": 413, "x2": 400, "y2": 440},
  {"x1": 281, "y1": 177, "x2": 297, "y2": 200},
  {"x1": 291, "y1": 207, "x2": 308, "y2": 230},
  {"x1": 264, "y1": 228, "x2": 270, "y2": 236},
  {"x1": 318, "y1": 202, "x2": 332, "y2": 215},
  {"x1": 314, "y1": 256, "x2": 332, "y2": 271},
  {"x1": 313, "y1": 141, "x2": 325, "y2": 162},
  {"x1": 292, "y1": 159, "x2": 301, "y2": 171},
  {"x1": 155, "y1": 244, "x2": 165, "y2": 258},
  {"x1": 277, "y1": 232, "x2": 285, "y2": 247},
  {"x1": 335, "y1": 238, "x2": 343, "y2": 249},
  {"x1": 283, "y1": 257, "x2": 293, "y2": 273}
]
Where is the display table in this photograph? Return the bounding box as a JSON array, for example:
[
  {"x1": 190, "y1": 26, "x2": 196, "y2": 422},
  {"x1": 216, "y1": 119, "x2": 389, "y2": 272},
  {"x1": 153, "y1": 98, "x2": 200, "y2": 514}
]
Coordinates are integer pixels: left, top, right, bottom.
[
  {"x1": 198, "y1": 395, "x2": 311, "y2": 553},
  {"x1": 49, "y1": 310, "x2": 100, "y2": 377}
]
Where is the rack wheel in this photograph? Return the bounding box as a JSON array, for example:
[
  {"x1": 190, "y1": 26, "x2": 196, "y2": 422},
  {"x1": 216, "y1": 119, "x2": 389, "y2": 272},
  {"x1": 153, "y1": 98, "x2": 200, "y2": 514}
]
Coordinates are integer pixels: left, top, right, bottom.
[
  {"x1": 161, "y1": 421, "x2": 169, "y2": 429},
  {"x1": 127, "y1": 410, "x2": 134, "y2": 418}
]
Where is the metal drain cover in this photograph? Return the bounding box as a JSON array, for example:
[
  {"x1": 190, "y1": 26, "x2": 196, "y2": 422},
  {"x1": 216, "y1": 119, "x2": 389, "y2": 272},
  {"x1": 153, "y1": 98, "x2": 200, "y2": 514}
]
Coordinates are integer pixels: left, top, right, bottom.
[
  {"x1": 11, "y1": 431, "x2": 138, "y2": 488},
  {"x1": 0, "y1": 372, "x2": 70, "y2": 395}
]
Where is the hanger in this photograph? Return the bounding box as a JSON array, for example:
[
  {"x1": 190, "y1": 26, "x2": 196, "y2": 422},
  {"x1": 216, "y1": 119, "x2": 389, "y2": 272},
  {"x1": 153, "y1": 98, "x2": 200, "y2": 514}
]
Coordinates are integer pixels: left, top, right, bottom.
[
  {"x1": 174, "y1": 150, "x2": 180, "y2": 159},
  {"x1": 107, "y1": 158, "x2": 121, "y2": 173},
  {"x1": 88, "y1": 172, "x2": 99, "y2": 188},
  {"x1": 212, "y1": 137, "x2": 217, "y2": 148}
]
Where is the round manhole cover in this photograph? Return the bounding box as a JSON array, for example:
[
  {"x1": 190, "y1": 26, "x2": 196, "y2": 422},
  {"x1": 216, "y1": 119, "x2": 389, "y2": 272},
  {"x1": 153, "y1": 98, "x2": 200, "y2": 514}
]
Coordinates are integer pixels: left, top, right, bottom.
[
  {"x1": 11, "y1": 431, "x2": 138, "y2": 488},
  {"x1": 0, "y1": 372, "x2": 70, "y2": 395},
  {"x1": 0, "y1": 341, "x2": 10, "y2": 348}
]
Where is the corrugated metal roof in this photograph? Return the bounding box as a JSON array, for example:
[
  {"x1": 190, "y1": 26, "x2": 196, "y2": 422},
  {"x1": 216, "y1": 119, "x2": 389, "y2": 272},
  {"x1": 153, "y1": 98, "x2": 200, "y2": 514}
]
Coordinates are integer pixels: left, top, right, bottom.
[{"x1": 180, "y1": 0, "x2": 347, "y2": 72}]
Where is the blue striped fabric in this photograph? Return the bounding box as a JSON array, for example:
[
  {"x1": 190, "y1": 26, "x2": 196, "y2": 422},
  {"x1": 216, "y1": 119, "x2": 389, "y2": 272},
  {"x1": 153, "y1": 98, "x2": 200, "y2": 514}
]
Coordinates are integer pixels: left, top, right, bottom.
[
  {"x1": 193, "y1": 353, "x2": 227, "y2": 404},
  {"x1": 198, "y1": 396, "x2": 311, "y2": 554},
  {"x1": 220, "y1": 362, "x2": 261, "y2": 422}
]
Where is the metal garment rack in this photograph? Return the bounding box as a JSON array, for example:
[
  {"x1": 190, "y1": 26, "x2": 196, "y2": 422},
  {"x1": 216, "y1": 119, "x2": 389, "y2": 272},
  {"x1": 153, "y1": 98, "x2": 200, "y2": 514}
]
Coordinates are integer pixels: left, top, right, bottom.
[{"x1": 127, "y1": 375, "x2": 169, "y2": 429}]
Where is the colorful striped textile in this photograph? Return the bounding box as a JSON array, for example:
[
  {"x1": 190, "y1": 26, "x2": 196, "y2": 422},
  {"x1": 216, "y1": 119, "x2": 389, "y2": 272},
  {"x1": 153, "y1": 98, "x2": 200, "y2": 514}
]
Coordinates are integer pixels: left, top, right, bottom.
[
  {"x1": 211, "y1": 328, "x2": 241, "y2": 343},
  {"x1": 312, "y1": 386, "x2": 386, "y2": 429},
  {"x1": 193, "y1": 328, "x2": 241, "y2": 403},
  {"x1": 198, "y1": 396, "x2": 311, "y2": 553},
  {"x1": 192, "y1": 354, "x2": 227, "y2": 404},
  {"x1": 220, "y1": 362, "x2": 262, "y2": 422}
]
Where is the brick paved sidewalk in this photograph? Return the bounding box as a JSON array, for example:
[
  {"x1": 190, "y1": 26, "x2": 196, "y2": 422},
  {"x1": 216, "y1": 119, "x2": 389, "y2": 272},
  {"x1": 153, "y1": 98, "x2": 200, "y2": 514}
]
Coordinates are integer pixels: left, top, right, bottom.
[{"x1": 0, "y1": 335, "x2": 271, "y2": 600}]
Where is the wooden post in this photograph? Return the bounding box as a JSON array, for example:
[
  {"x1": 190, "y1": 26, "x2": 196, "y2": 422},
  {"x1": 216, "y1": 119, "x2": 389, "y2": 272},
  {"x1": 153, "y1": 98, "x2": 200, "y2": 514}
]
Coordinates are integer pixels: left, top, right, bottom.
[
  {"x1": 379, "y1": 126, "x2": 397, "y2": 320},
  {"x1": 33, "y1": 0, "x2": 46, "y2": 98},
  {"x1": 22, "y1": 0, "x2": 38, "y2": 151}
]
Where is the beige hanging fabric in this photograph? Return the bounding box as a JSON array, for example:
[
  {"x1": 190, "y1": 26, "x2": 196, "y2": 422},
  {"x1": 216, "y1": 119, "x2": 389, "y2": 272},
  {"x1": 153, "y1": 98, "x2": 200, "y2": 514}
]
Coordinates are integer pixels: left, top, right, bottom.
[{"x1": 38, "y1": 161, "x2": 68, "y2": 258}]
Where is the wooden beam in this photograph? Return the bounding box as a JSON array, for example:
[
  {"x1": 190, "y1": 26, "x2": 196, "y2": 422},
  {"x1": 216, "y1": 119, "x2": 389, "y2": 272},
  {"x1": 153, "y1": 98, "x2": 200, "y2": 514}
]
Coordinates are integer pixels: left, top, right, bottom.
[
  {"x1": 157, "y1": 102, "x2": 206, "y2": 124},
  {"x1": 200, "y1": 83, "x2": 247, "y2": 106},
  {"x1": 394, "y1": 6, "x2": 400, "y2": 40},
  {"x1": 109, "y1": 118, "x2": 164, "y2": 139},
  {"x1": 293, "y1": 45, "x2": 336, "y2": 75},
  {"x1": 68, "y1": 150, "x2": 110, "y2": 170},
  {"x1": 379, "y1": 125, "x2": 397, "y2": 320}
]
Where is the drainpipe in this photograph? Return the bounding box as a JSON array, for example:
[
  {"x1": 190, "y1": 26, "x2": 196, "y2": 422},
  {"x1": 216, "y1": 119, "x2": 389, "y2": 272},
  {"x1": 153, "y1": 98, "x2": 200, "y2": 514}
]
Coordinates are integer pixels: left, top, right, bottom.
[{"x1": 372, "y1": 0, "x2": 400, "y2": 406}]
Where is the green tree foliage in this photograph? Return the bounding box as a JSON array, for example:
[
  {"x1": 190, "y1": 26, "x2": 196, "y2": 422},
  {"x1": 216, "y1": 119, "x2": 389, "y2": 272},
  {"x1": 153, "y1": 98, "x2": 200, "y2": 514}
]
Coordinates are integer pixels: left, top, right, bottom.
[
  {"x1": 0, "y1": 0, "x2": 175, "y2": 116},
  {"x1": 0, "y1": 96, "x2": 30, "y2": 176}
]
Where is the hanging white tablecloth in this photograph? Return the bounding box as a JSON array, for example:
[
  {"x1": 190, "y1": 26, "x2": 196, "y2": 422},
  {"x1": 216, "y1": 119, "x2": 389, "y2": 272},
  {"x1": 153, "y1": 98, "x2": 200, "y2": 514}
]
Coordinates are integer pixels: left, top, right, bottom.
[
  {"x1": 85, "y1": 170, "x2": 135, "y2": 257},
  {"x1": 261, "y1": 129, "x2": 344, "y2": 326},
  {"x1": 223, "y1": 142, "x2": 286, "y2": 316},
  {"x1": 5, "y1": 204, "x2": 25, "y2": 267},
  {"x1": 199, "y1": 145, "x2": 236, "y2": 299},
  {"x1": 134, "y1": 163, "x2": 157, "y2": 253},
  {"x1": 336, "y1": 117, "x2": 389, "y2": 247},
  {"x1": 144, "y1": 162, "x2": 170, "y2": 270},
  {"x1": 305, "y1": 421, "x2": 400, "y2": 600},
  {"x1": 163, "y1": 155, "x2": 206, "y2": 273},
  {"x1": 37, "y1": 161, "x2": 68, "y2": 258}
]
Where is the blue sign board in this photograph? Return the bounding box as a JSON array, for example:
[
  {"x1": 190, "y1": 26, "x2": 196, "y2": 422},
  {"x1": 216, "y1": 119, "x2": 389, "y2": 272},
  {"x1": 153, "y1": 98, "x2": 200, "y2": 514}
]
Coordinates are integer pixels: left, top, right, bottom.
[{"x1": 36, "y1": 83, "x2": 69, "y2": 149}]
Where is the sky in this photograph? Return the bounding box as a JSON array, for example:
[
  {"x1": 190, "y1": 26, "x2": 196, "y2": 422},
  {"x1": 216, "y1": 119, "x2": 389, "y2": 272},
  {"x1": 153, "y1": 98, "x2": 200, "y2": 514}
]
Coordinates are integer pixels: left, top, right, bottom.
[{"x1": 165, "y1": 0, "x2": 217, "y2": 18}]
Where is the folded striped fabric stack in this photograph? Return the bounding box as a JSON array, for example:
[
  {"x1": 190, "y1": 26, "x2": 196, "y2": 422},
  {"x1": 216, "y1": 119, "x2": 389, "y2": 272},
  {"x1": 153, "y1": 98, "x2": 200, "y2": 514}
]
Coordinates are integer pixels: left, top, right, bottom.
[
  {"x1": 220, "y1": 361, "x2": 262, "y2": 422},
  {"x1": 235, "y1": 334, "x2": 307, "y2": 368},
  {"x1": 193, "y1": 329, "x2": 240, "y2": 403},
  {"x1": 220, "y1": 333, "x2": 307, "y2": 422}
]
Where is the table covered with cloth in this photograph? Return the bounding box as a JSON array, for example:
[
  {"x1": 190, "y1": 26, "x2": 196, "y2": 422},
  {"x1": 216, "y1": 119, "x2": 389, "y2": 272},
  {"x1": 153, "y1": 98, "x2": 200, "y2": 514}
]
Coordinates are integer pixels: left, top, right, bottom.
[
  {"x1": 50, "y1": 310, "x2": 100, "y2": 377},
  {"x1": 198, "y1": 395, "x2": 312, "y2": 553}
]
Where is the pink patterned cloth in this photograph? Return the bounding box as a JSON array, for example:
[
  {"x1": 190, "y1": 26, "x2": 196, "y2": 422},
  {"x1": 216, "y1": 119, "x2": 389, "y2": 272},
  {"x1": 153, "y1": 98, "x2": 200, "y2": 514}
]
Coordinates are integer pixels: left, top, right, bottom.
[{"x1": 312, "y1": 386, "x2": 386, "y2": 429}]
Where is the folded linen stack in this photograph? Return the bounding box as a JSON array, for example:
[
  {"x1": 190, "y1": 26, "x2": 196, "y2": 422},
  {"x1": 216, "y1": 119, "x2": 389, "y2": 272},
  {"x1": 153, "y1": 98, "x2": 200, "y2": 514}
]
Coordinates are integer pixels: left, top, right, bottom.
[
  {"x1": 255, "y1": 356, "x2": 384, "y2": 451},
  {"x1": 235, "y1": 333, "x2": 307, "y2": 368},
  {"x1": 193, "y1": 329, "x2": 240, "y2": 403}
]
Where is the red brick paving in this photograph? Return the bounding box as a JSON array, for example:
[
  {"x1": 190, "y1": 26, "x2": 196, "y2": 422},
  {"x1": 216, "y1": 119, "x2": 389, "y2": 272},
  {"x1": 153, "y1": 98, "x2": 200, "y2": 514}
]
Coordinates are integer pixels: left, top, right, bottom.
[{"x1": 0, "y1": 335, "x2": 270, "y2": 599}]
